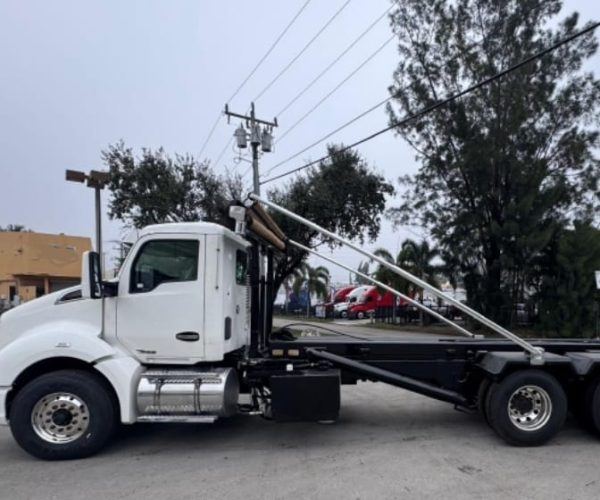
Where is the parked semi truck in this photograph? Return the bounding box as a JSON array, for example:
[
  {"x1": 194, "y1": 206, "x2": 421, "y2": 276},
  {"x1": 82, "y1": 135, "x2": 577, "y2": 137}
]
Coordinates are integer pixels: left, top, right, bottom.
[
  {"x1": 348, "y1": 286, "x2": 397, "y2": 319},
  {"x1": 1, "y1": 195, "x2": 600, "y2": 460}
]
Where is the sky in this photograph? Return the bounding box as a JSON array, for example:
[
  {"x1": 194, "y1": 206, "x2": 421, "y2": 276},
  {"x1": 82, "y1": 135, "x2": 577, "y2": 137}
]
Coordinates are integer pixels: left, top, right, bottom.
[{"x1": 1, "y1": 0, "x2": 599, "y2": 283}]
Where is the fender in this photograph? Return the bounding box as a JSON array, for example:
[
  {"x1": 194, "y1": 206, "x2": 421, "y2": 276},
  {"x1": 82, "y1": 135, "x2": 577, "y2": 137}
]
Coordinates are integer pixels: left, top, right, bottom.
[
  {"x1": 0, "y1": 329, "x2": 142, "y2": 424},
  {"x1": 0, "y1": 329, "x2": 116, "y2": 386},
  {"x1": 94, "y1": 356, "x2": 143, "y2": 423}
]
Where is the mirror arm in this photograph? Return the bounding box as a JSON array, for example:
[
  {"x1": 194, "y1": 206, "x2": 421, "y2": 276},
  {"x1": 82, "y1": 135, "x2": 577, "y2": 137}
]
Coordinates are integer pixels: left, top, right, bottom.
[{"x1": 102, "y1": 281, "x2": 118, "y2": 297}]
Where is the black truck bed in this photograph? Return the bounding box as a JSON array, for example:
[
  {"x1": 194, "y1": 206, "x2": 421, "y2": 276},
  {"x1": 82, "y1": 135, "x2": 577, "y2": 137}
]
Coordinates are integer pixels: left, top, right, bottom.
[{"x1": 267, "y1": 335, "x2": 600, "y2": 404}]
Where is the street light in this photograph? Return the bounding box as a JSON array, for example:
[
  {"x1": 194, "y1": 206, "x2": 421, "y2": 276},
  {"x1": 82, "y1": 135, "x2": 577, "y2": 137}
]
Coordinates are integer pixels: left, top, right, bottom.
[{"x1": 65, "y1": 169, "x2": 110, "y2": 268}]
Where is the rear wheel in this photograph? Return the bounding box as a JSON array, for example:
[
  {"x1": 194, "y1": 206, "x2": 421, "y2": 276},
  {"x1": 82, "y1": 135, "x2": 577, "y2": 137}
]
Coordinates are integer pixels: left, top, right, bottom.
[
  {"x1": 356, "y1": 311, "x2": 365, "y2": 320},
  {"x1": 577, "y1": 377, "x2": 600, "y2": 435},
  {"x1": 486, "y1": 370, "x2": 567, "y2": 446},
  {"x1": 9, "y1": 370, "x2": 117, "y2": 460},
  {"x1": 477, "y1": 378, "x2": 492, "y2": 425}
]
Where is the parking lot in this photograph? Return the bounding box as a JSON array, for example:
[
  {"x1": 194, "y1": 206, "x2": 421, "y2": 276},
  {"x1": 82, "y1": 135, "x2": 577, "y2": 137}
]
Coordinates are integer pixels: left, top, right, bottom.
[{"x1": 1, "y1": 381, "x2": 599, "y2": 500}]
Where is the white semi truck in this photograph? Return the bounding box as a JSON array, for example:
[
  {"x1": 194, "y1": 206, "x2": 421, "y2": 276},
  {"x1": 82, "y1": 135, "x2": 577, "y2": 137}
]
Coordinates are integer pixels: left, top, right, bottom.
[{"x1": 1, "y1": 196, "x2": 600, "y2": 460}]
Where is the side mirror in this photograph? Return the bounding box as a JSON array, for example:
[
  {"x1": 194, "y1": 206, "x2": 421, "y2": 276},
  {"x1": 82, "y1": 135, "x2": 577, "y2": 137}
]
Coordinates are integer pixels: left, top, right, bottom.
[{"x1": 81, "y1": 251, "x2": 102, "y2": 299}]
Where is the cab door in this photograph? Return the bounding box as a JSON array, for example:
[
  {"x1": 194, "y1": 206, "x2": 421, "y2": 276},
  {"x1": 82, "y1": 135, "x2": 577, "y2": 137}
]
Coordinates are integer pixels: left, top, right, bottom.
[{"x1": 116, "y1": 235, "x2": 205, "y2": 364}]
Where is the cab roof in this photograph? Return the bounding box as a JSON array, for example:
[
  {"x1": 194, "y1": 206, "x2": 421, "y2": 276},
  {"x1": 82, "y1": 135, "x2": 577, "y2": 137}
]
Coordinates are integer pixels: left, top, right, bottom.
[{"x1": 138, "y1": 222, "x2": 249, "y2": 246}]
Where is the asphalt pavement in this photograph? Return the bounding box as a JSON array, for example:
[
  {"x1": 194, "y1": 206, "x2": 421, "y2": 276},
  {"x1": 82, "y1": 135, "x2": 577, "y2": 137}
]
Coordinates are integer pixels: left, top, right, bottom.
[{"x1": 1, "y1": 382, "x2": 599, "y2": 500}]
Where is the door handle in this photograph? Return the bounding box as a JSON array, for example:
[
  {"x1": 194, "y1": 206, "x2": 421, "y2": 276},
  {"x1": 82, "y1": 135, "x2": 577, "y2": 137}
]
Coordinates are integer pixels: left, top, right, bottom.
[{"x1": 175, "y1": 331, "x2": 200, "y2": 342}]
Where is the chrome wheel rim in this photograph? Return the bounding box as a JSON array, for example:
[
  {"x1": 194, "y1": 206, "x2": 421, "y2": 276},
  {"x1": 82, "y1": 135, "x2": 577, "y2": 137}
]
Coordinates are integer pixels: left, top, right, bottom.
[
  {"x1": 31, "y1": 392, "x2": 89, "y2": 444},
  {"x1": 507, "y1": 385, "x2": 552, "y2": 431}
]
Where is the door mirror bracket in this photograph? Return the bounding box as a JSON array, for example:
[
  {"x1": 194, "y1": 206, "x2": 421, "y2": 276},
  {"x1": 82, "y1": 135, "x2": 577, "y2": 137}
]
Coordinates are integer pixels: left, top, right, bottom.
[
  {"x1": 102, "y1": 281, "x2": 119, "y2": 297},
  {"x1": 81, "y1": 251, "x2": 103, "y2": 299}
]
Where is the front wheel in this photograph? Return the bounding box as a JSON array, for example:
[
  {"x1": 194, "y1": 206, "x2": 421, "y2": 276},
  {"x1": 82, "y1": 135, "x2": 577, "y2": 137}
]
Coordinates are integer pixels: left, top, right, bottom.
[
  {"x1": 486, "y1": 370, "x2": 567, "y2": 446},
  {"x1": 9, "y1": 370, "x2": 117, "y2": 460}
]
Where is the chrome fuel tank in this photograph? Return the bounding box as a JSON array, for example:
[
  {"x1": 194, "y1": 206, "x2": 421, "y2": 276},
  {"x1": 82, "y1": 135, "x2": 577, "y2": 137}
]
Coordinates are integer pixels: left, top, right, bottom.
[{"x1": 137, "y1": 367, "x2": 239, "y2": 418}]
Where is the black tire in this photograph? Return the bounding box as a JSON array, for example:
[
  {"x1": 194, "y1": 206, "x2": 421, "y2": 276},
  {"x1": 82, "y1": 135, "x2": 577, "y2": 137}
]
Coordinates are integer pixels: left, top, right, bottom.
[
  {"x1": 477, "y1": 378, "x2": 492, "y2": 425},
  {"x1": 9, "y1": 370, "x2": 117, "y2": 460},
  {"x1": 577, "y1": 377, "x2": 600, "y2": 435},
  {"x1": 340, "y1": 311, "x2": 348, "y2": 319},
  {"x1": 568, "y1": 381, "x2": 593, "y2": 431},
  {"x1": 484, "y1": 379, "x2": 496, "y2": 427},
  {"x1": 486, "y1": 370, "x2": 567, "y2": 446},
  {"x1": 357, "y1": 311, "x2": 365, "y2": 320}
]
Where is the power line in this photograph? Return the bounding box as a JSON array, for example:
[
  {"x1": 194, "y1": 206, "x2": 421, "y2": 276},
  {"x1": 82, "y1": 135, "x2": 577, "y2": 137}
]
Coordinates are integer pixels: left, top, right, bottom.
[
  {"x1": 263, "y1": 2, "x2": 548, "y2": 179},
  {"x1": 260, "y1": 21, "x2": 600, "y2": 185},
  {"x1": 241, "y1": 163, "x2": 253, "y2": 179},
  {"x1": 213, "y1": 137, "x2": 235, "y2": 171},
  {"x1": 253, "y1": 0, "x2": 352, "y2": 103},
  {"x1": 276, "y1": 5, "x2": 393, "y2": 117},
  {"x1": 199, "y1": 0, "x2": 312, "y2": 159},
  {"x1": 276, "y1": 34, "x2": 395, "y2": 144},
  {"x1": 228, "y1": 0, "x2": 313, "y2": 104},
  {"x1": 263, "y1": 95, "x2": 389, "y2": 178},
  {"x1": 198, "y1": 113, "x2": 222, "y2": 159}
]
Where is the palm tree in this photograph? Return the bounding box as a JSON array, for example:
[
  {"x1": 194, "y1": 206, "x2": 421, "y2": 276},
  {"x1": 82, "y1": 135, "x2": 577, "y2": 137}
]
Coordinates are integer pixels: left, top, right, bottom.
[
  {"x1": 354, "y1": 261, "x2": 371, "y2": 285},
  {"x1": 372, "y1": 247, "x2": 411, "y2": 295},
  {"x1": 373, "y1": 239, "x2": 440, "y2": 324},
  {"x1": 292, "y1": 263, "x2": 330, "y2": 317},
  {"x1": 399, "y1": 239, "x2": 440, "y2": 299},
  {"x1": 281, "y1": 274, "x2": 293, "y2": 314}
]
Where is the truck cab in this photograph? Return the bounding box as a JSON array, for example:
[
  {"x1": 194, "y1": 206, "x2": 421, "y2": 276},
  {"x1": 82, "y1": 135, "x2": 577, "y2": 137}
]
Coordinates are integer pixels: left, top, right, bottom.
[
  {"x1": 0, "y1": 222, "x2": 250, "y2": 459},
  {"x1": 109, "y1": 222, "x2": 250, "y2": 363},
  {"x1": 334, "y1": 285, "x2": 370, "y2": 318},
  {"x1": 348, "y1": 286, "x2": 395, "y2": 319},
  {"x1": 322, "y1": 285, "x2": 355, "y2": 317}
]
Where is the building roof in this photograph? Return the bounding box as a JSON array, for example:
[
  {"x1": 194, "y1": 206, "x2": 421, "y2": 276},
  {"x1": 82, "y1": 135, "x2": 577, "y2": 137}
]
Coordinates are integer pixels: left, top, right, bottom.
[{"x1": 0, "y1": 232, "x2": 92, "y2": 280}]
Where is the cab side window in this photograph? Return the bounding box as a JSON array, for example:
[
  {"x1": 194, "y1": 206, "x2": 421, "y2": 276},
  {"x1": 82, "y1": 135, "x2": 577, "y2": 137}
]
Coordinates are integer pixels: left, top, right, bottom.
[
  {"x1": 235, "y1": 250, "x2": 248, "y2": 285},
  {"x1": 130, "y1": 240, "x2": 199, "y2": 293}
]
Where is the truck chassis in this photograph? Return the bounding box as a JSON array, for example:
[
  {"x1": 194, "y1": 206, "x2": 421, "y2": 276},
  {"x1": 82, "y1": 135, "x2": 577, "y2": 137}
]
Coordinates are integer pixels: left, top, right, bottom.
[{"x1": 238, "y1": 196, "x2": 600, "y2": 449}]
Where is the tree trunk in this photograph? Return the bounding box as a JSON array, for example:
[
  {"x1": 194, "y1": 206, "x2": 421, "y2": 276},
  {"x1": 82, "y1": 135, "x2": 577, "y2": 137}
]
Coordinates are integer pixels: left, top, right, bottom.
[
  {"x1": 484, "y1": 244, "x2": 505, "y2": 324},
  {"x1": 418, "y1": 289, "x2": 424, "y2": 326}
]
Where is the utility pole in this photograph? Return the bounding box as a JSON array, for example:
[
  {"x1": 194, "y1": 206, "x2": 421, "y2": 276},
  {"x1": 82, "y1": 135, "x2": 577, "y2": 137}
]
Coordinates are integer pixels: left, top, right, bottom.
[{"x1": 224, "y1": 102, "x2": 278, "y2": 195}]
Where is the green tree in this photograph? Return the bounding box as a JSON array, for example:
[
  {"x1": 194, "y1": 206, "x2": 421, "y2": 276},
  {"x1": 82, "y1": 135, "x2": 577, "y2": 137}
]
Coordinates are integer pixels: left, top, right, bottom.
[
  {"x1": 373, "y1": 240, "x2": 440, "y2": 296},
  {"x1": 387, "y1": 0, "x2": 600, "y2": 323},
  {"x1": 0, "y1": 224, "x2": 28, "y2": 232},
  {"x1": 372, "y1": 247, "x2": 410, "y2": 294},
  {"x1": 292, "y1": 263, "x2": 330, "y2": 317},
  {"x1": 398, "y1": 239, "x2": 440, "y2": 298},
  {"x1": 374, "y1": 239, "x2": 440, "y2": 324},
  {"x1": 104, "y1": 143, "x2": 393, "y2": 302},
  {"x1": 103, "y1": 142, "x2": 242, "y2": 229},
  {"x1": 354, "y1": 261, "x2": 371, "y2": 285},
  {"x1": 269, "y1": 145, "x2": 394, "y2": 299},
  {"x1": 534, "y1": 221, "x2": 600, "y2": 337}
]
